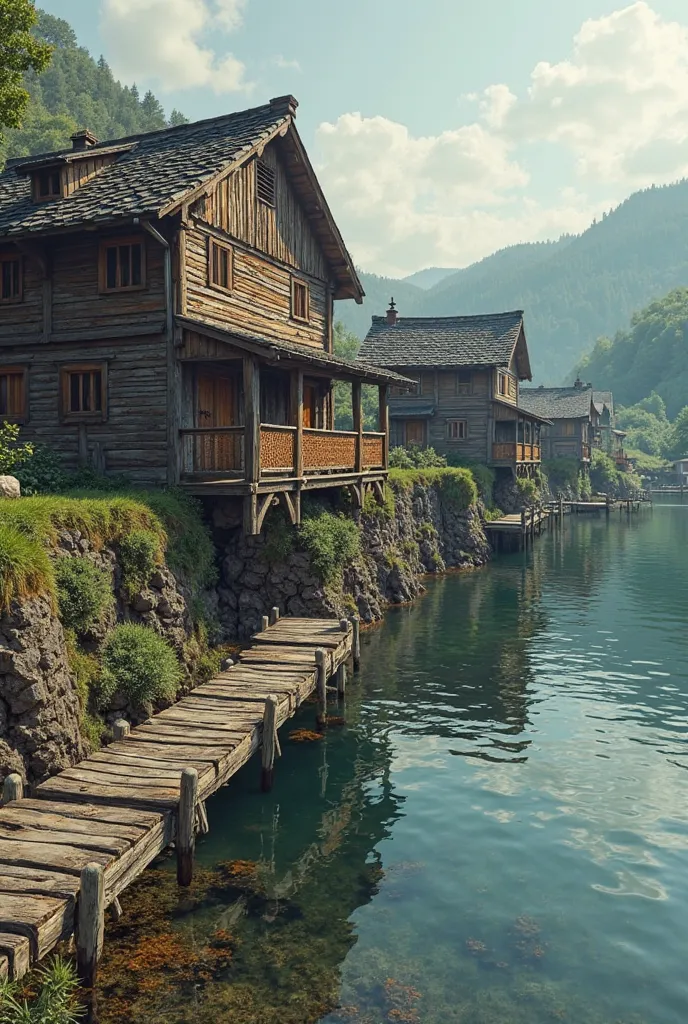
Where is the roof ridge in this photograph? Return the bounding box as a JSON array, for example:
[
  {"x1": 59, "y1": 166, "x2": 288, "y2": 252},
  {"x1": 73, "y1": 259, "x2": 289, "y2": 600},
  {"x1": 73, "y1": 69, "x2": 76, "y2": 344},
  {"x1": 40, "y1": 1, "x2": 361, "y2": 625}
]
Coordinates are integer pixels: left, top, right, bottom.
[{"x1": 371, "y1": 309, "x2": 524, "y2": 323}]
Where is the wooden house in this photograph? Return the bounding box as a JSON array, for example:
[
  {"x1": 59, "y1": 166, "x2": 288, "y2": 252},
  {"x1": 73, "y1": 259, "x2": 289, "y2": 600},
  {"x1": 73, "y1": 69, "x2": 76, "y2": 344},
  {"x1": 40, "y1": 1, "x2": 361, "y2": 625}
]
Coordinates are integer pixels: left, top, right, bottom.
[
  {"x1": 0, "y1": 97, "x2": 410, "y2": 533},
  {"x1": 593, "y1": 390, "x2": 628, "y2": 468},
  {"x1": 358, "y1": 302, "x2": 548, "y2": 477},
  {"x1": 519, "y1": 379, "x2": 599, "y2": 466}
]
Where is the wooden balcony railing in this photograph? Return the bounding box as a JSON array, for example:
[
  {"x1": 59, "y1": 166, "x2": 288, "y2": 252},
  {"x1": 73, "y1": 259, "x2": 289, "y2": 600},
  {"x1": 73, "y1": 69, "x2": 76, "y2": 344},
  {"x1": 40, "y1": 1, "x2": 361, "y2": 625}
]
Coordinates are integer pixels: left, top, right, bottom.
[
  {"x1": 181, "y1": 426, "x2": 387, "y2": 476},
  {"x1": 492, "y1": 443, "x2": 542, "y2": 463}
]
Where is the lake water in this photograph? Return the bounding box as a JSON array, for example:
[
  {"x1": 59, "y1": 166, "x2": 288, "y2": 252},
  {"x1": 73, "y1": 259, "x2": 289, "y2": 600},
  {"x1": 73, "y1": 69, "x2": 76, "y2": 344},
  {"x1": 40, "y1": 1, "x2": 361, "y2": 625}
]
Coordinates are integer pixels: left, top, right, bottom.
[{"x1": 99, "y1": 498, "x2": 688, "y2": 1024}]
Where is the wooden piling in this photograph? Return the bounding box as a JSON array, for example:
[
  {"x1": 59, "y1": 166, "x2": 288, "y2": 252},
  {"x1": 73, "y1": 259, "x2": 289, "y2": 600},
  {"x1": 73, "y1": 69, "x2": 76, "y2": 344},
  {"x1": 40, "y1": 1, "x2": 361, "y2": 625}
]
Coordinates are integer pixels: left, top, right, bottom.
[
  {"x1": 339, "y1": 618, "x2": 349, "y2": 633},
  {"x1": 77, "y1": 863, "x2": 104, "y2": 989},
  {"x1": 2, "y1": 773, "x2": 23, "y2": 805},
  {"x1": 261, "y1": 615, "x2": 269, "y2": 633},
  {"x1": 351, "y1": 615, "x2": 361, "y2": 671},
  {"x1": 315, "y1": 649, "x2": 328, "y2": 728},
  {"x1": 177, "y1": 768, "x2": 198, "y2": 887},
  {"x1": 269, "y1": 606, "x2": 280, "y2": 626},
  {"x1": 336, "y1": 663, "x2": 346, "y2": 699},
  {"x1": 261, "y1": 696, "x2": 278, "y2": 792},
  {"x1": 112, "y1": 719, "x2": 130, "y2": 741},
  {"x1": 520, "y1": 508, "x2": 526, "y2": 549}
]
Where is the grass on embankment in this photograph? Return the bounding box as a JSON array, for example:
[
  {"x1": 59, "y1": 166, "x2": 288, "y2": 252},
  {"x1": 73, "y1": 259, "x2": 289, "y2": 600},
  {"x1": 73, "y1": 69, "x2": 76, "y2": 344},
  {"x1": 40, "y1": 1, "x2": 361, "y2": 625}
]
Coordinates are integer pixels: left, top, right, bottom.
[
  {"x1": 389, "y1": 466, "x2": 478, "y2": 511},
  {"x1": 0, "y1": 491, "x2": 214, "y2": 614}
]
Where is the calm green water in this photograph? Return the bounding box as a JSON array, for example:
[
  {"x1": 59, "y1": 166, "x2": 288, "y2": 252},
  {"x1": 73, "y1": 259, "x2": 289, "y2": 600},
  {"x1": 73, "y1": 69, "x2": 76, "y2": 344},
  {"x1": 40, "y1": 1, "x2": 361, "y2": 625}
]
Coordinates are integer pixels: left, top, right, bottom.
[{"x1": 103, "y1": 500, "x2": 688, "y2": 1023}]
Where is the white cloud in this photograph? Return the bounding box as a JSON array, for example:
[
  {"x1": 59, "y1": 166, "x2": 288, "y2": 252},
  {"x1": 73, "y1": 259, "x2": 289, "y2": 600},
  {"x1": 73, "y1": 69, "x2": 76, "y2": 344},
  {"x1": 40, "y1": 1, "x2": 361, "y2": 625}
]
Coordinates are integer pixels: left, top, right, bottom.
[
  {"x1": 483, "y1": 2, "x2": 688, "y2": 183},
  {"x1": 101, "y1": 0, "x2": 252, "y2": 94},
  {"x1": 315, "y1": 112, "x2": 599, "y2": 276}
]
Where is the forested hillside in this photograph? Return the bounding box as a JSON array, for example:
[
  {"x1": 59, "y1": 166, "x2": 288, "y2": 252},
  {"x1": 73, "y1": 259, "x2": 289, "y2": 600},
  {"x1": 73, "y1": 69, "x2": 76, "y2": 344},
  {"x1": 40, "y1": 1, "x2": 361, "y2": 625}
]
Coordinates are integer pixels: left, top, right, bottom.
[
  {"x1": 576, "y1": 288, "x2": 688, "y2": 421},
  {"x1": 0, "y1": 10, "x2": 185, "y2": 165},
  {"x1": 337, "y1": 182, "x2": 688, "y2": 385}
]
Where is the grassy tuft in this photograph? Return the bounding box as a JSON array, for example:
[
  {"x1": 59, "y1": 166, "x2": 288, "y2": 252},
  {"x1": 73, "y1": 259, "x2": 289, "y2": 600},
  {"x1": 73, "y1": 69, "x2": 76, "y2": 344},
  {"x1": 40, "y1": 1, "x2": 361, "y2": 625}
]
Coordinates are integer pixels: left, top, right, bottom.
[
  {"x1": 389, "y1": 466, "x2": 478, "y2": 511},
  {"x1": 99, "y1": 623, "x2": 182, "y2": 708},
  {"x1": 0, "y1": 494, "x2": 166, "y2": 550},
  {"x1": 118, "y1": 529, "x2": 162, "y2": 596},
  {"x1": 0, "y1": 525, "x2": 56, "y2": 612},
  {"x1": 55, "y1": 558, "x2": 113, "y2": 634}
]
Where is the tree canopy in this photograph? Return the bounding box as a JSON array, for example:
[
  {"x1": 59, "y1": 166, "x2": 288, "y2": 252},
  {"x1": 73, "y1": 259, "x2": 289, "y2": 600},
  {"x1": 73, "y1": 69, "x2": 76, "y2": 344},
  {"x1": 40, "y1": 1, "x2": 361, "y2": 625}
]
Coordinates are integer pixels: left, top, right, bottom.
[{"x1": 0, "y1": 0, "x2": 52, "y2": 141}]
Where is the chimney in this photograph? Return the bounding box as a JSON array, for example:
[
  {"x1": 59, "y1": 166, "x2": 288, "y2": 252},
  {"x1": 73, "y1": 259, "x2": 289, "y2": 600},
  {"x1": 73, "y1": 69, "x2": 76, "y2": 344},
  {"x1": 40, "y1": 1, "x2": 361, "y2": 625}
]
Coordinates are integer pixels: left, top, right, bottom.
[
  {"x1": 573, "y1": 377, "x2": 583, "y2": 389},
  {"x1": 269, "y1": 95, "x2": 299, "y2": 118},
  {"x1": 71, "y1": 129, "x2": 99, "y2": 151},
  {"x1": 386, "y1": 297, "x2": 398, "y2": 326},
  {"x1": 586, "y1": 382, "x2": 593, "y2": 389}
]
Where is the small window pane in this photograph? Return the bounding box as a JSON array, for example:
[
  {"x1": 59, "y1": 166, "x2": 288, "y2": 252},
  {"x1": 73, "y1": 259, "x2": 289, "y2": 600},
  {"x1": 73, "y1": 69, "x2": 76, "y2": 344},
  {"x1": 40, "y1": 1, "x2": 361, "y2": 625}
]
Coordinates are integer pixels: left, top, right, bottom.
[
  {"x1": 70, "y1": 374, "x2": 81, "y2": 412},
  {"x1": 82, "y1": 373, "x2": 92, "y2": 412},
  {"x1": 131, "y1": 244, "x2": 142, "y2": 286},
  {"x1": 1, "y1": 262, "x2": 11, "y2": 300},
  {"x1": 93, "y1": 372, "x2": 102, "y2": 412},
  {"x1": 50, "y1": 172, "x2": 61, "y2": 195},
  {"x1": 119, "y1": 245, "x2": 131, "y2": 287},
  {"x1": 106, "y1": 248, "x2": 118, "y2": 289}
]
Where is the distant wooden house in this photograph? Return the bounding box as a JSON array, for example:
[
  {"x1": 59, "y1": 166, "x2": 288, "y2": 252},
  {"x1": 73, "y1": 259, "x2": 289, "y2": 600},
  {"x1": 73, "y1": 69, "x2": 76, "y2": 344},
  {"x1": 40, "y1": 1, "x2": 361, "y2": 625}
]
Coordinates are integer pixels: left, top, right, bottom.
[
  {"x1": 357, "y1": 302, "x2": 548, "y2": 478},
  {"x1": 593, "y1": 390, "x2": 628, "y2": 468},
  {"x1": 520, "y1": 379, "x2": 599, "y2": 466},
  {"x1": 0, "y1": 97, "x2": 409, "y2": 533}
]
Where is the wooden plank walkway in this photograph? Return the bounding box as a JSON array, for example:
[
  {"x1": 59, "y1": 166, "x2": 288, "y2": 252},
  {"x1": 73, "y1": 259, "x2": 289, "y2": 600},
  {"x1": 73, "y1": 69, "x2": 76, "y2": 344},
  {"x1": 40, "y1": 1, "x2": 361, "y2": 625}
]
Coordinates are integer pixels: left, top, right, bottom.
[{"x1": 0, "y1": 616, "x2": 354, "y2": 983}]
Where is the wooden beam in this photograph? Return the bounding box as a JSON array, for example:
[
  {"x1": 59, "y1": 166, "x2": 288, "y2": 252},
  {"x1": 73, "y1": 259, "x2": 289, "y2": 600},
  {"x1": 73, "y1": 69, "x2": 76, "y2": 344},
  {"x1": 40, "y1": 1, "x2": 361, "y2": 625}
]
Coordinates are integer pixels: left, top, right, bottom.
[
  {"x1": 379, "y1": 385, "x2": 389, "y2": 469},
  {"x1": 256, "y1": 492, "x2": 275, "y2": 533},
  {"x1": 291, "y1": 368, "x2": 303, "y2": 478},
  {"x1": 280, "y1": 489, "x2": 298, "y2": 525},
  {"x1": 353, "y1": 380, "x2": 363, "y2": 473},
  {"x1": 243, "y1": 353, "x2": 261, "y2": 485}
]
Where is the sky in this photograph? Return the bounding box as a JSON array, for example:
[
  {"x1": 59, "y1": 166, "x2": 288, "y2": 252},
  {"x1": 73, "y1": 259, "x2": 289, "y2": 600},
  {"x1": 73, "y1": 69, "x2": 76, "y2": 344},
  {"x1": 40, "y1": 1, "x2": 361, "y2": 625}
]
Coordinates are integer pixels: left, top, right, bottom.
[{"x1": 37, "y1": 0, "x2": 688, "y2": 277}]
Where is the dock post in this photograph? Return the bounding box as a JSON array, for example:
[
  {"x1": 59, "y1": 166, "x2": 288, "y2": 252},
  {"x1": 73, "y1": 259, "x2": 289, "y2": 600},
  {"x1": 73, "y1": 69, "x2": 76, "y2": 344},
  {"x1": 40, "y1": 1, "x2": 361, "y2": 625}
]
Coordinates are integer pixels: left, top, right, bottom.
[
  {"x1": 269, "y1": 606, "x2": 280, "y2": 626},
  {"x1": 261, "y1": 696, "x2": 278, "y2": 792},
  {"x1": 2, "y1": 773, "x2": 23, "y2": 805},
  {"x1": 177, "y1": 767, "x2": 198, "y2": 887},
  {"x1": 520, "y1": 508, "x2": 526, "y2": 550},
  {"x1": 351, "y1": 615, "x2": 361, "y2": 671},
  {"x1": 77, "y1": 863, "x2": 104, "y2": 989},
  {"x1": 336, "y1": 663, "x2": 347, "y2": 699},
  {"x1": 261, "y1": 614, "x2": 269, "y2": 633},
  {"x1": 559, "y1": 495, "x2": 563, "y2": 528},
  {"x1": 315, "y1": 648, "x2": 328, "y2": 728},
  {"x1": 112, "y1": 719, "x2": 130, "y2": 741}
]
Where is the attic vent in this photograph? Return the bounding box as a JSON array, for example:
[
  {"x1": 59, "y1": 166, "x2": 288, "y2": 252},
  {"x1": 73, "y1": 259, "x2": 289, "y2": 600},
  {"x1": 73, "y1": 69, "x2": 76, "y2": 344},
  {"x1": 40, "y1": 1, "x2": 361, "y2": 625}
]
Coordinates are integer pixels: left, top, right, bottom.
[{"x1": 256, "y1": 160, "x2": 276, "y2": 207}]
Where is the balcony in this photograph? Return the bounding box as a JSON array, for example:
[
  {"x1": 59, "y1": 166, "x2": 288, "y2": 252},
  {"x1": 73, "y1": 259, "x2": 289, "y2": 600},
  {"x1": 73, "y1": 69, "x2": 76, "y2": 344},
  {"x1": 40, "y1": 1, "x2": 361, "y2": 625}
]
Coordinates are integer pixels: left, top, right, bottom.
[{"x1": 492, "y1": 443, "x2": 542, "y2": 463}]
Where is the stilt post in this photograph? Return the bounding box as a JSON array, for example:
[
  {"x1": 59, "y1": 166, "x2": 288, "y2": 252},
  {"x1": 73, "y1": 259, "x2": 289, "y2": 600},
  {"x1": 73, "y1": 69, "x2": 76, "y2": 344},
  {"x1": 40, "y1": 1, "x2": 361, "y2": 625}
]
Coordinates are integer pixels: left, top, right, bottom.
[
  {"x1": 2, "y1": 773, "x2": 23, "y2": 805},
  {"x1": 261, "y1": 614, "x2": 269, "y2": 633},
  {"x1": 521, "y1": 508, "x2": 526, "y2": 549},
  {"x1": 177, "y1": 767, "x2": 198, "y2": 887},
  {"x1": 112, "y1": 719, "x2": 130, "y2": 741},
  {"x1": 261, "y1": 696, "x2": 278, "y2": 792},
  {"x1": 77, "y1": 863, "x2": 104, "y2": 989},
  {"x1": 269, "y1": 606, "x2": 280, "y2": 626},
  {"x1": 351, "y1": 615, "x2": 361, "y2": 671},
  {"x1": 315, "y1": 648, "x2": 328, "y2": 728},
  {"x1": 336, "y1": 663, "x2": 347, "y2": 699}
]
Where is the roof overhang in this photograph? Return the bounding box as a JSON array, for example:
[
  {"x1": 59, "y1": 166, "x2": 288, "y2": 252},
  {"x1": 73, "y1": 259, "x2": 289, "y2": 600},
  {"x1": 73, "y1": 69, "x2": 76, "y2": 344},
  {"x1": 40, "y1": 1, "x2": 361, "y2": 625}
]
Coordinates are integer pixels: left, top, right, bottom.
[
  {"x1": 389, "y1": 402, "x2": 435, "y2": 418},
  {"x1": 493, "y1": 396, "x2": 552, "y2": 424},
  {"x1": 176, "y1": 315, "x2": 414, "y2": 387},
  {"x1": 510, "y1": 324, "x2": 532, "y2": 381}
]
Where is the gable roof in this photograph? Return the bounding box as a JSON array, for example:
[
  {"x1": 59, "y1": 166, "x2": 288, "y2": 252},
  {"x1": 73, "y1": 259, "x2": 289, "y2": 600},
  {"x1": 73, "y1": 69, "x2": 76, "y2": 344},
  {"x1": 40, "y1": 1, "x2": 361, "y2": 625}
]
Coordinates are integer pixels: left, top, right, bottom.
[
  {"x1": 0, "y1": 96, "x2": 363, "y2": 302},
  {"x1": 358, "y1": 311, "x2": 532, "y2": 378},
  {"x1": 593, "y1": 390, "x2": 614, "y2": 416},
  {"x1": 520, "y1": 386, "x2": 595, "y2": 421}
]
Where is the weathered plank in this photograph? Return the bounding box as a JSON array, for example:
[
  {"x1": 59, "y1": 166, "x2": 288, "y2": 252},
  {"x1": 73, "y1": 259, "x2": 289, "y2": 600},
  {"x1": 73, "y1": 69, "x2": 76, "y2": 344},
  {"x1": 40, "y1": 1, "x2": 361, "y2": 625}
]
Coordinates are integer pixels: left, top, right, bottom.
[
  {"x1": 0, "y1": 932, "x2": 31, "y2": 980},
  {"x1": 0, "y1": 893, "x2": 73, "y2": 960},
  {"x1": 0, "y1": 864, "x2": 80, "y2": 898}
]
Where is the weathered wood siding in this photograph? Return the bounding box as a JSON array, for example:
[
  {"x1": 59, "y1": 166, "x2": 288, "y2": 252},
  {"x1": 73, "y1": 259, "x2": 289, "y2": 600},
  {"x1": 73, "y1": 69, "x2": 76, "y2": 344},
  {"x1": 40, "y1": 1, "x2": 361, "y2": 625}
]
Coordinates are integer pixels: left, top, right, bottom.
[
  {"x1": 541, "y1": 419, "x2": 584, "y2": 460},
  {"x1": 0, "y1": 245, "x2": 43, "y2": 343},
  {"x1": 2, "y1": 336, "x2": 168, "y2": 485},
  {"x1": 192, "y1": 142, "x2": 329, "y2": 281},
  {"x1": 185, "y1": 225, "x2": 328, "y2": 349},
  {"x1": 63, "y1": 155, "x2": 119, "y2": 198}
]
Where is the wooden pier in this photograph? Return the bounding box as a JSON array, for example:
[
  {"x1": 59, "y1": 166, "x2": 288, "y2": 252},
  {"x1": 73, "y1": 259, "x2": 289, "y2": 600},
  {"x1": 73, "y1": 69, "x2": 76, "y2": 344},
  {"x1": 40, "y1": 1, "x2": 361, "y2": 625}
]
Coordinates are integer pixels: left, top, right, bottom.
[{"x1": 0, "y1": 615, "x2": 357, "y2": 985}]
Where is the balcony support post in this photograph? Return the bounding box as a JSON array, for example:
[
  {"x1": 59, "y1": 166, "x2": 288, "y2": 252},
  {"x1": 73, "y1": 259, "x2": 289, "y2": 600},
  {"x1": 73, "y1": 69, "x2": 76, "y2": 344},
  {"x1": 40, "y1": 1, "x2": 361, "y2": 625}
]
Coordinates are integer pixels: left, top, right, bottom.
[
  {"x1": 353, "y1": 380, "x2": 363, "y2": 473},
  {"x1": 378, "y1": 384, "x2": 389, "y2": 470},
  {"x1": 243, "y1": 354, "x2": 261, "y2": 535},
  {"x1": 291, "y1": 368, "x2": 304, "y2": 478}
]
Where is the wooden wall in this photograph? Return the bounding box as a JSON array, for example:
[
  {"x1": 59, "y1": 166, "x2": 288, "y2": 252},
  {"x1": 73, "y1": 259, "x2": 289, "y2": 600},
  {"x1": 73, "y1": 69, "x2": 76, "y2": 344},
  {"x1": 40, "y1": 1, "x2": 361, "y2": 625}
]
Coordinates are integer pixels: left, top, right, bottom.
[
  {"x1": 63, "y1": 155, "x2": 119, "y2": 198},
  {"x1": 2, "y1": 335, "x2": 169, "y2": 485},
  {"x1": 192, "y1": 141, "x2": 329, "y2": 282},
  {"x1": 184, "y1": 225, "x2": 328, "y2": 349},
  {"x1": 0, "y1": 243, "x2": 43, "y2": 342}
]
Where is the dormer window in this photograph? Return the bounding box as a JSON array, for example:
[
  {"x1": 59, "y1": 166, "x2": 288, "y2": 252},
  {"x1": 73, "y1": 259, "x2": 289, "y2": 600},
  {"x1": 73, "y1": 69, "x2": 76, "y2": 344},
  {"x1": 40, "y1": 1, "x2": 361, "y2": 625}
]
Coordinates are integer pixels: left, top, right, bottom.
[{"x1": 33, "y1": 167, "x2": 64, "y2": 202}]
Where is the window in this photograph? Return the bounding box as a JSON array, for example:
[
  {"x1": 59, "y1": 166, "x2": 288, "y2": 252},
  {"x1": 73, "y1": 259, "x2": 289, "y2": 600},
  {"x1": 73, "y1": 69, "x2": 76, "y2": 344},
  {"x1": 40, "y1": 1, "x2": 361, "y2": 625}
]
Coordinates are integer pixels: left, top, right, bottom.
[
  {"x1": 60, "y1": 364, "x2": 107, "y2": 421},
  {"x1": 458, "y1": 370, "x2": 472, "y2": 395},
  {"x1": 0, "y1": 255, "x2": 22, "y2": 303},
  {"x1": 208, "y1": 238, "x2": 233, "y2": 292},
  {"x1": 0, "y1": 366, "x2": 27, "y2": 422},
  {"x1": 256, "y1": 160, "x2": 276, "y2": 206},
  {"x1": 498, "y1": 373, "x2": 507, "y2": 396},
  {"x1": 34, "y1": 168, "x2": 63, "y2": 201},
  {"x1": 562, "y1": 421, "x2": 575, "y2": 437},
  {"x1": 447, "y1": 419, "x2": 467, "y2": 440},
  {"x1": 291, "y1": 278, "x2": 309, "y2": 322},
  {"x1": 99, "y1": 238, "x2": 145, "y2": 292}
]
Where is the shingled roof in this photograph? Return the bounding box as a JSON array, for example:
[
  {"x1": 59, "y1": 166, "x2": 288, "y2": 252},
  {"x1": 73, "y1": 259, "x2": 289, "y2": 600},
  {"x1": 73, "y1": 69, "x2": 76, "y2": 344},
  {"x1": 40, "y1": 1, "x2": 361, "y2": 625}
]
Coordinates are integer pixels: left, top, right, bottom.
[
  {"x1": 0, "y1": 96, "x2": 363, "y2": 301},
  {"x1": 358, "y1": 311, "x2": 532, "y2": 378},
  {"x1": 593, "y1": 390, "x2": 614, "y2": 416},
  {"x1": 519, "y1": 386, "x2": 595, "y2": 420}
]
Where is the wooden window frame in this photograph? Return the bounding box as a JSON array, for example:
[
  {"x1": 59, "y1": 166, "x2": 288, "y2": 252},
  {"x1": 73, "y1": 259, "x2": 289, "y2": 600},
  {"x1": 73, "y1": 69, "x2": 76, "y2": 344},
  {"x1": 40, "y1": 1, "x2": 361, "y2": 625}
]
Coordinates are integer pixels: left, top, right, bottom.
[
  {"x1": 59, "y1": 363, "x2": 107, "y2": 423},
  {"x1": 98, "y1": 236, "x2": 146, "y2": 293},
  {"x1": 498, "y1": 372, "x2": 508, "y2": 397},
  {"x1": 0, "y1": 365, "x2": 28, "y2": 423},
  {"x1": 256, "y1": 159, "x2": 277, "y2": 207},
  {"x1": 447, "y1": 418, "x2": 467, "y2": 441},
  {"x1": 32, "y1": 167, "x2": 66, "y2": 203},
  {"x1": 291, "y1": 278, "x2": 310, "y2": 323},
  {"x1": 208, "y1": 237, "x2": 234, "y2": 294},
  {"x1": 458, "y1": 370, "x2": 472, "y2": 395},
  {"x1": 0, "y1": 253, "x2": 23, "y2": 304}
]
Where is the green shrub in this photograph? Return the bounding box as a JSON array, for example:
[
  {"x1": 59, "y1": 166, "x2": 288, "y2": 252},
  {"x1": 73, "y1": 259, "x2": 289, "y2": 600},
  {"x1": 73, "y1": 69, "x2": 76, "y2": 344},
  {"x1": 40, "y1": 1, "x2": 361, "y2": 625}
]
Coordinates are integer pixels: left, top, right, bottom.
[
  {"x1": 362, "y1": 485, "x2": 395, "y2": 519},
  {"x1": 299, "y1": 510, "x2": 361, "y2": 583},
  {"x1": 0, "y1": 525, "x2": 55, "y2": 612},
  {"x1": 0, "y1": 954, "x2": 83, "y2": 1024},
  {"x1": 484, "y1": 506, "x2": 505, "y2": 522},
  {"x1": 445, "y1": 455, "x2": 495, "y2": 504},
  {"x1": 542, "y1": 457, "x2": 580, "y2": 495},
  {"x1": 389, "y1": 466, "x2": 478, "y2": 511},
  {"x1": 55, "y1": 558, "x2": 113, "y2": 634},
  {"x1": 261, "y1": 509, "x2": 296, "y2": 564},
  {"x1": 389, "y1": 444, "x2": 447, "y2": 469},
  {"x1": 516, "y1": 477, "x2": 539, "y2": 503},
  {"x1": 118, "y1": 529, "x2": 161, "y2": 596},
  {"x1": 99, "y1": 623, "x2": 182, "y2": 708},
  {"x1": 0, "y1": 422, "x2": 34, "y2": 477},
  {"x1": 13, "y1": 443, "x2": 68, "y2": 496}
]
